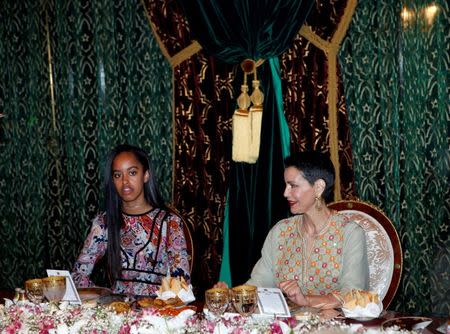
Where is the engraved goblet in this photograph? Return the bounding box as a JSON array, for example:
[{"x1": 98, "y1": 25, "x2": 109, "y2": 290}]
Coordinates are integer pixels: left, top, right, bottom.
[
  {"x1": 230, "y1": 285, "x2": 258, "y2": 317},
  {"x1": 205, "y1": 287, "x2": 229, "y2": 317},
  {"x1": 42, "y1": 276, "x2": 66, "y2": 303},
  {"x1": 25, "y1": 278, "x2": 44, "y2": 304}
]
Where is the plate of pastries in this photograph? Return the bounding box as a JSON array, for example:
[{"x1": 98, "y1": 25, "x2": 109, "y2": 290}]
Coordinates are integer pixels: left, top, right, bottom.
[{"x1": 137, "y1": 276, "x2": 196, "y2": 315}]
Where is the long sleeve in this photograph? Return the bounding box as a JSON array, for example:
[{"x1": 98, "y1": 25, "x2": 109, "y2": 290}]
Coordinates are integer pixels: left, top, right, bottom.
[
  {"x1": 166, "y1": 214, "x2": 191, "y2": 282},
  {"x1": 71, "y1": 214, "x2": 108, "y2": 288},
  {"x1": 246, "y1": 226, "x2": 278, "y2": 288},
  {"x1": 339, "y1": 222, "x2": 369, "y2": 293}
]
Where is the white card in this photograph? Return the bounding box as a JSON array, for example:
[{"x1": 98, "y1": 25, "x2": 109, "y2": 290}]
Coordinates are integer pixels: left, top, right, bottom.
[
  {"x1": 257, "y1": 287, "x2": 291, "y2": 317},
  {"x1": 46, "y1": 269, "x2": 81, "y2": 305}
]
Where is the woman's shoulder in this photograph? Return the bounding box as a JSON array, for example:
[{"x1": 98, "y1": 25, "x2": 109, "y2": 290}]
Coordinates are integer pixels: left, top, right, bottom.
[
  {"x1": 92, "y1": 212, "x2": 106, "y2": 224},
  {"x1": 87, "y1": 212, "x2": 107, "y2": 234},
  {"x1": 270, "y1": 216, "x2": 297, "y2": 233},
  {"x1": 331, "y1": 211, "x2": 365, "y2": 234},
  {"x1": 154, "y1": 207, "x2": 182, "y2": 223}
]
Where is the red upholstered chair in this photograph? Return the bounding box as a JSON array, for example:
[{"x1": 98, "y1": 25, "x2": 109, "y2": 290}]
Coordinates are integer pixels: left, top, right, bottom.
[{"x1": 328, "y1": 199, "x2": 402, "y2": 309}]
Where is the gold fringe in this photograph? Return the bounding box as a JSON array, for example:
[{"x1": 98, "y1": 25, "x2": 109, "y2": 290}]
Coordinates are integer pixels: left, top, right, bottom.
[
  {"x1": 248, "y1": 107, "x2": 263, "y2": 162},
  {"x1": 232, "y1": 110, "x2": 253, "y2": 163},
  {"x1": 298, "y1": 0, "x2": 357, "y2": 201}
]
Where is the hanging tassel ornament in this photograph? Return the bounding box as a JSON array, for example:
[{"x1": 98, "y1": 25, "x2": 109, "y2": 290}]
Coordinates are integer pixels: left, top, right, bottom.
[
  {"x1": 232, "y1": 72, "x2": 252, "y2": 162},
  {"x1": 248, "y1": 69, "x2": 264, "y2": 162}
]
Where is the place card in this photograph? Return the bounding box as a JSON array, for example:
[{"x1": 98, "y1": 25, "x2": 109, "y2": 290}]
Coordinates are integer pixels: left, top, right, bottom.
[
  {"x1": 257, "y1": 287, "x2": 291, "y2": 317},
  {"x1": 46, "y1": 269, "x2": 81, "y2": 305}
]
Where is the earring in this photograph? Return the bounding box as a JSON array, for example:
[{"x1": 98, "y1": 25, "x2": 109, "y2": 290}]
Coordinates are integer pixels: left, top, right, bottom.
[{"x1": 315, "y1": 196, "x2": 323, "y2": 211}]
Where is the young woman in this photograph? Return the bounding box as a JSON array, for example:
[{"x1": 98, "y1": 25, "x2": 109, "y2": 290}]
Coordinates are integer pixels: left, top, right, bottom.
[{"x1": 72, "y1": 144, "x2": 190, "y2": 296}]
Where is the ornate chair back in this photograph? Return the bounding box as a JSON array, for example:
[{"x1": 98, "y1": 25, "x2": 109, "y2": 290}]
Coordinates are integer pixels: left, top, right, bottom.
[{"x1": 328, "y1": 199, "x2": 402, "y2": 309}]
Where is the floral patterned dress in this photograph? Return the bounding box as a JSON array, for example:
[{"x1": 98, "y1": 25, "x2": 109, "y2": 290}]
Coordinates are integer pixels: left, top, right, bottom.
[{"x1": 72, "y1": 208, "x2": 190, "y2": 296}]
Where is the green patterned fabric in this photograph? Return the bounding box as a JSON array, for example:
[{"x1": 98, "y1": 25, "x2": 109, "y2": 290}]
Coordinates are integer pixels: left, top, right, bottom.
[
  {"x1": 0, "y1": 0, "x2": 172, "y2": 289},
  {"x1": 339, "y1": 0, "x2": 449, "y2": 316}
]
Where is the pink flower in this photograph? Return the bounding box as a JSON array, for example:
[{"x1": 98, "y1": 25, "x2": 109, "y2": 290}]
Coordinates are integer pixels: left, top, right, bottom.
[
  {"x1": 118, "y1": 324, "x2": 131, "y2": 334},
  {"x1": 270, "y1": 322, "x2": 283, "y2": 334},
  {"x1": 280, "y1": 316, "x2": 297, "y2": 328},
  {"x1": 5, "y1": 320, "x2": 22, "y2": 334}
]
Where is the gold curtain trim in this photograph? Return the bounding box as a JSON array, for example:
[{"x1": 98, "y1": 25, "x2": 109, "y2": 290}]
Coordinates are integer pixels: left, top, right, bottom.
[
  {"x1": 299, "y1": 0, "x2": 357, "y2": 201},
  {"x1": 170, "y1": 41, "x2": 203, "y2": 67},
  {"x1": 141, "y1": 0, "x2": 203, "y2": 68},
  {"x1": 170, "y1": 69, "x2": 176, "y2": 204},
  {"x1": 141, "y1": 0, "x2": 204, "y2": 203},
  {"x1": 45, "y1": 8, "x2": 57, "y2": 132},
  {"x1": 141, "y1": 0, "x2": 172, "y2": 64}
]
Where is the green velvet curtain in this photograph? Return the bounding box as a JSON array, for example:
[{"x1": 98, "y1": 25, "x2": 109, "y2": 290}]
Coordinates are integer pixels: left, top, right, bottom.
[
  {"x1": 227, "y1": 58, "x2": 291, "y2": 284},
  {"x1": 179, "y1": 0, "x2": 314, "y2": 284},
  {"x1": 180, "y1": 1, "x2": 314, "y2": 63},
  {"x1": 339, "y1": 0, "x2": 449, "y2": 316},
  {"x1": 0, "y1": 0, "x2": 173, "y2": 289}
]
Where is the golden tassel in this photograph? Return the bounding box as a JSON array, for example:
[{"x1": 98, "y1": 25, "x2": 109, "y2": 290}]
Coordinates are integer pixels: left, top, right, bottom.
[
  {"x1": 232, "y1": 74, "x2": 252, "y2": 162},
  {"x1": 248, "y1": 69, "x2": 264, "y2": 162}
]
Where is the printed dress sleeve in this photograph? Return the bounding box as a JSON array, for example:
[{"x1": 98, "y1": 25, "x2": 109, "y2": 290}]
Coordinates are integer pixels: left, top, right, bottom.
[
  {"x1": 71, "y1": 214, "x2": 108, "y2": 288},
  {"x1": 166, "y1": 213, "x2": 191, "y2": 282}
]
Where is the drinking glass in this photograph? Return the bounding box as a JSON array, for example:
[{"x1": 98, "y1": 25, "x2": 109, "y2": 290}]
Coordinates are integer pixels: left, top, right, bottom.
[
  {"x1": 230, "y1": 285, "x2": 258, "y2": 317},
  {"x1": 25, "y1": 278, "x2": 45, "y2": 304},
  {"x1": 205, "y1": 287, "x2": 229, "y2": 317},
  {"x1": 42, "y1": 276, "x2": 66, "y2": 303}
]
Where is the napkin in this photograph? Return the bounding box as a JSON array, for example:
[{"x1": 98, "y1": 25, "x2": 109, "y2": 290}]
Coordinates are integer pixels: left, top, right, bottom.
[
  {"x1": 341, "y1": 289, "x2": 383, "y2": 319},
  {"x1": 342, "y1": 301, "x2": 382, "y2": 319},
  {"x1": 155, "y1": 276, "x2": 195, "y2": 304}
]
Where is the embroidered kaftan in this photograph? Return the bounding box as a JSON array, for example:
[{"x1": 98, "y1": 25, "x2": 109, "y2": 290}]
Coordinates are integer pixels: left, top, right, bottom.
[{"x1": 247, "y1": 212, "x2": 368, "y2": 295}]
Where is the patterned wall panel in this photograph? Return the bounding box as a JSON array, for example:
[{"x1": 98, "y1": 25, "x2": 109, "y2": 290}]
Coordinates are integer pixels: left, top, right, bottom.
[
  {"x1": 339, "y1": 0, "x2": 449, "y2": 315},
  {"x1": 0, "y1": 0, "x2": 173, "y2": 288}
]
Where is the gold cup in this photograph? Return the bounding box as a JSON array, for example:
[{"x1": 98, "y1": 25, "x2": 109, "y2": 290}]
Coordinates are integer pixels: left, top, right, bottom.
[
  {"x1": 230, "y1": 285, "x2": 258, "y2": 316},
  {"x1": 205, "y1": 287, "x2": 229, "y2": 316},
  {"x1": 25, "y1": 278, "x2": 45, "y2": 304},
  {"x1": 42, "y1": 276, "x2": 66, "y2": 303}
]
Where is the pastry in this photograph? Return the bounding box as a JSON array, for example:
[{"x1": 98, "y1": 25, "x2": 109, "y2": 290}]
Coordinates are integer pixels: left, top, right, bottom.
[
  {"x1": 342, "y1": 289, "x2": 379, "y2": 310},
  {"x1": 109, "y1": 301, "x2": 131, "y2": 313},
  {"x1": 137, "y1": 297, "x2": 155, "y2": 308}
]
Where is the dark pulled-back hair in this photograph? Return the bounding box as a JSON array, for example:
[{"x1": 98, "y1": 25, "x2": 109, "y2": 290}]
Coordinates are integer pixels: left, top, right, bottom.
[
  {"x1": 104, "y1": 144, "x2": 166, "y2": 283},
  {"x1": 284, "y1": 151, "x2": 335, "y2": 202}
]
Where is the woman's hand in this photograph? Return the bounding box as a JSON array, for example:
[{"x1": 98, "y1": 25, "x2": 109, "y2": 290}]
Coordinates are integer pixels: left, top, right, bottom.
[
  {"x1": 213, "y1": 281, "x2": 229, "y2": 289},
  {"x1": 279, "y1": 280, "x2": 309, "y2": 306}
]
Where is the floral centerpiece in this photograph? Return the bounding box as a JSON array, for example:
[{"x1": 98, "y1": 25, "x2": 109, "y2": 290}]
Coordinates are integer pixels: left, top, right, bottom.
[{"x1": 0, "y1": 302, "x2": 421, "y2": 334}]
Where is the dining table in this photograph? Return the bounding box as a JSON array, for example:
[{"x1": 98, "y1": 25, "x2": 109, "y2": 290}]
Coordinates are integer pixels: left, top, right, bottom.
[{"x1": 0, "y1": 288, "x2": 448, "y2": 334}]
